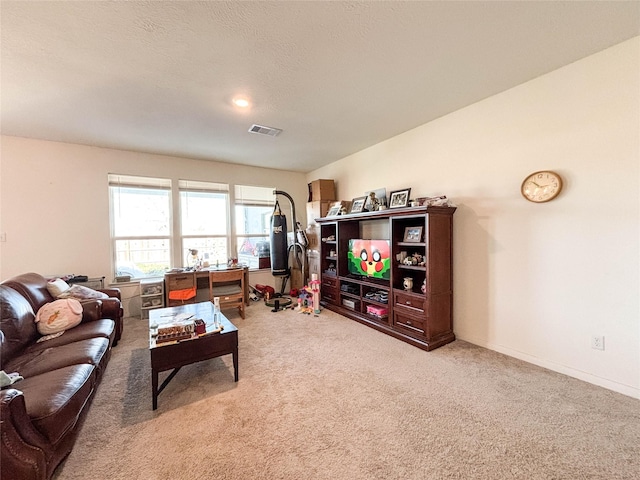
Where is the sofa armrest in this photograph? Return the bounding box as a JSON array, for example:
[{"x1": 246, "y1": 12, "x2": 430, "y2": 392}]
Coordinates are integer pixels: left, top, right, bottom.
[
  {"x1": 80, "y1": 298, "x2": 123, "y2": 345},
  {"x1": 80, "y1": 300, "x2": 103, "y2": 323},
  {"x1": 0, "y1": 388, "x2": 49, "y2": 478},
  {"x1": 98, "y1": 288, "x2": 121, "y2": 301},
  {"x1": 99, "y1": 297, "x2": 122, "y2": 320},
  {"x1": 100, "y1": 298, "x2": 124, "y2": 346}
]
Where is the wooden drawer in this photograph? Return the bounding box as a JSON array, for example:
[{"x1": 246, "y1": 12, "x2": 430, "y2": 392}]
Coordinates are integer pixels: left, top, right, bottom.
[
  {"x1": 393, "y1": 310, "x2": 425, "y2": 338},
  {"x1": 322, "y1": 275, "x2": 338, "y2": 289},
  {"x1": 394, "y1": 291, "x2": 425, "y2": 314},
  {"x1": 322, "y1": 286, "x2": 339, "y2": 304},
  {"x1": 166, "y1": 274, "x2": 195, "y2": 290}
]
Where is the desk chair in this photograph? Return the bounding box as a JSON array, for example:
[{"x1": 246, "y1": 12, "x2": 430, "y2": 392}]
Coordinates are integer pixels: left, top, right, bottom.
[{"x1": 209, "y1": 269, "x2": 245, "y2": 319}]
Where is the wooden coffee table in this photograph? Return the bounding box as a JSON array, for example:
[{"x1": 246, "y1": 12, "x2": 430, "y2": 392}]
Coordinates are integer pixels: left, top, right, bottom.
[{"x1": 149, "y1": 301, "x2": 238, "y2": 410}]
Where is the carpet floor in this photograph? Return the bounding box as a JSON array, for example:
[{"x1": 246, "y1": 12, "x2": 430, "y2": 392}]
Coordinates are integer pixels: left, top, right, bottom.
[{"x1": 53, "y1": 304, "x2": 639, "y2": 479}]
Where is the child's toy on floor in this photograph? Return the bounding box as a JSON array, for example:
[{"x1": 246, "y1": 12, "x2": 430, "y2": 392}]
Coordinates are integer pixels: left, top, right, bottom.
[
  {"x1": 297, "y1": 273, "x2": 321, "y2": 315},
  {"x1": 310, "y1": 273, "x2": 321, "y2": 314}
]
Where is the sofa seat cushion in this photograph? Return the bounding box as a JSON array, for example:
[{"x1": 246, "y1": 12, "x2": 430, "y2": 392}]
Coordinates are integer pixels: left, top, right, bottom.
[
  {"x1": 4, "y1": 338, "x2": 110, "y2": 379},
  {"x1": 35, "y1": 319, "x2": 116, "y2": 349},
  {"x1": 20, "y1": 364, "x2": 95, "y2": 444}
]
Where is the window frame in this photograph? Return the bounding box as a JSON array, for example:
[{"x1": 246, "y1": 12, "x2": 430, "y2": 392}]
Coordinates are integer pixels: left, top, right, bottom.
[
  {"x1": 108, "y1": 176, "x2": 277, "y2": 280},
  {"x1": 178, "y1": 180, "x2": 230, "y2": 269},
  {"x1": 108, "y1": 174, "x2": 173, "y2": 280},
  {"x1": 234, "y1": 185, "x2": 275, "y2": 270}
]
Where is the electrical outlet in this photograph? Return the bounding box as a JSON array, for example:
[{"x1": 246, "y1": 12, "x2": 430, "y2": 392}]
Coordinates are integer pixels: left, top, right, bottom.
[{"x1": 591, "y1": 335, "x2": 605, "y2": 350}]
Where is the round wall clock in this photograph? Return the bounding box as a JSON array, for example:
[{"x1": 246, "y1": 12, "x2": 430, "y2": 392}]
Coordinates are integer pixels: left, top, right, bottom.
[{"x1": 521, "y1": 170, "x2": 563, "y2": 203}]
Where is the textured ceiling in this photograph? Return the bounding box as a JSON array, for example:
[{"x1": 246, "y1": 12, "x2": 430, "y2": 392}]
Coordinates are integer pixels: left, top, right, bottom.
[{"x1": 2, "y1": 1, "x2": 639, "y2": 172}]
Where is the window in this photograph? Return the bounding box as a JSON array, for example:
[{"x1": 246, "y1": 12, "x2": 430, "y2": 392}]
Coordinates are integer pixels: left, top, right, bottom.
[
  {"x1": 235, "y1": 185, "x2": 275, "y2": 269},
  {"x1": 109, "y1": 175, "x2": 271, "y2": 279},
  {"x1": 179, "y1": 180, "x2": 229, "y2": 268},
  {"x1": 109, "y1": 174, "x2": 172, "y2": 279}
]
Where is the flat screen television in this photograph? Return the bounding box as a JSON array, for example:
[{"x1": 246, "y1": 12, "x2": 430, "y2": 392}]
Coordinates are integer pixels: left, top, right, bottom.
[{"x1": 347, "y1": 239, "x2": 391, "y2": 280}]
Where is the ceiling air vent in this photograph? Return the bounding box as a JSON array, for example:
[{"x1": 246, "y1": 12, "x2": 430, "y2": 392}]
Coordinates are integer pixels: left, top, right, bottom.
[{"x1": 248, "y1": 124, "x2": 282, "y2": 137}]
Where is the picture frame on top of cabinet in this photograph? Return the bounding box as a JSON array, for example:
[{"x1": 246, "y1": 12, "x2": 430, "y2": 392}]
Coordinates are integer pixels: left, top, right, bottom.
[
  {"x1": 403, "y1": 226, "x2": 423, "y2": 243},
  {"x1": 327, "y1": 202, "x2": 342, "y2": 216},
  {"x1": 364, "y1": 188, "x2": 387, "y2": 211},
  {"x1": 350, "y1": 196, "x2": 367, "y2": 213},
  {"x1": 389, "y1": 188, "x2": 411, "y2": 208}
]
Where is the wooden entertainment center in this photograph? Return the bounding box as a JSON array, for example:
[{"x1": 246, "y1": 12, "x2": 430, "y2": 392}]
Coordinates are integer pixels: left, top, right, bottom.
[{"x1": 316, "y1": 205, "x2": 455, "y2": 351}]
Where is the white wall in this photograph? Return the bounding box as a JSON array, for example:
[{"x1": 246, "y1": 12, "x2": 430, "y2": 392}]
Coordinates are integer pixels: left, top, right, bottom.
[
  {"x1": 307, "y1": 38, "x2": 640, "y2": 398},
  {"x1": 0, "y1": 138, "x2": 308, "y2": 314}
]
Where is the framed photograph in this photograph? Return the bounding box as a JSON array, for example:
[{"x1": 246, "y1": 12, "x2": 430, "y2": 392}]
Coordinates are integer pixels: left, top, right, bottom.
[
  {"x1": 364, "y1": 188, "x2": 387, "y2": 211},
  {"x1": 350, "y1": 196, "x2": 367, "y2": 213},
  {"x1": 327, "y1": 201, "x2": 343, "y2": 216},
  {"x1": 389, "y1": 188, "x2": 411, "y2": 208},
  {"x1": 403, "y1": 226, "x2": 423, "y2": 243}
]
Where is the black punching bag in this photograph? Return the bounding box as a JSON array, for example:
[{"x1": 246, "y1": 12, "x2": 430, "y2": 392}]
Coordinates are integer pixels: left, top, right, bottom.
[{"x1": 270, "y1": 200, "x2": 289, "y2": 276}]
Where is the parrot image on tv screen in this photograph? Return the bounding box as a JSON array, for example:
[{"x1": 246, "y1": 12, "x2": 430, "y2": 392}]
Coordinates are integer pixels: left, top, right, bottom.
[{"x1": 347, "y1": 239, "x2": 391, "y2": 280}]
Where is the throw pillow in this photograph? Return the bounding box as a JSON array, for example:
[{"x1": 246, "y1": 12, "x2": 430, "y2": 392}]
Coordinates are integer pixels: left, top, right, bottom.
[
  {"x1": 46, "y1": 278, "x2": 71, "y2": 297},
  {"x1": 57, "y1": 284, "x2": 109, "y2": 301},
  {"x1": 35, "y1": 298, "x2": 83, "y2": 335}
]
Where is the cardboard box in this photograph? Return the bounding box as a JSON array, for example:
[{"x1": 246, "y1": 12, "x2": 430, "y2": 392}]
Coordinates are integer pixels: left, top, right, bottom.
[
  {"x1": 305, "y1": 224, "x2": 320, "y2": 250},
  {"x1": 290, "y1": 265, "x2": 304, "y2": 290},
  {"x1": 307, "y1": 251, "x2": 320, "y2": 277},
  {"x1": 308, "y1": 179, "x2": 336, "y2": 202},
  {"x1": 307, "y1": 201, "x2": 332, "y2": 223}
]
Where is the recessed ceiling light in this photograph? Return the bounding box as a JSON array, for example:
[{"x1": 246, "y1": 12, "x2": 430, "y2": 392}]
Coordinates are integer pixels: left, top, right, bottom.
[{"x1": 233, "y1": 97, "x2": 250, "y2": 108}]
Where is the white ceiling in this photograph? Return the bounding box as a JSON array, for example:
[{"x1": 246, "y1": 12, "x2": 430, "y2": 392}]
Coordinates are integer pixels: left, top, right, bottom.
[{"x1": 2, "y1": 1, "x2": 639, "y2": 173}]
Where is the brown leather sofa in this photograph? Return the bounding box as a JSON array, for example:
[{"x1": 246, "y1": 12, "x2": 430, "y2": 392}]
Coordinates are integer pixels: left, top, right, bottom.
[{"x1": 0, "y1": 272, "x2": 124, "y2": 480}]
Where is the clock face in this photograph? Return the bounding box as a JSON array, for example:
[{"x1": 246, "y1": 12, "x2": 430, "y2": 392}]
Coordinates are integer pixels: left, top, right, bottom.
[{"x1": 521, "y1": 171, "x2": 563, "y2": 203}]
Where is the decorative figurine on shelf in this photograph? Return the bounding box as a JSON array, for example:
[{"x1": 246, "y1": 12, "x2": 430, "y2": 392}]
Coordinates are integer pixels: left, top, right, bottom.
[
  {"x1": 402, "y1": 253, "x2": 425, "y2": 266},
  {"x1": 403, "y1": 277, "x2": 413, "y2": 291},
  {"x1": 421, "y1": 279, "x2": 426, "y2": 294}
]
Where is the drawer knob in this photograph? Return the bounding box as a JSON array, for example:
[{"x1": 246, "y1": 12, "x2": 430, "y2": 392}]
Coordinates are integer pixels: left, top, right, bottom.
[
  {"x1": 406, "y1": 320, "x2": 412, "y2": 325},
  {"x1": 406, "y1": 300, "x2": 411, "y2": 305}
]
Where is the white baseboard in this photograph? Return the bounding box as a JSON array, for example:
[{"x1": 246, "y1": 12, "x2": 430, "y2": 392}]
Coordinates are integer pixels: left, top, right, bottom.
[{"x1": 457, "y1": 335, "x2": 640, "y2": 400}]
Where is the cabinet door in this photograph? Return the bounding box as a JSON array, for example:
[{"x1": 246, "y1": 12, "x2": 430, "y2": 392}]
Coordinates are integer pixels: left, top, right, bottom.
[{"x1": 321, "y1": 276, "x2": 339, "y2": 305}]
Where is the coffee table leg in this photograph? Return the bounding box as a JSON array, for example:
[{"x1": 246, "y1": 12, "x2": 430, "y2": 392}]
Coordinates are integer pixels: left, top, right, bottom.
[
  {"x1": 233, "y1": 346, "x2": 239, "y2": 382},
  {"x1": 152, "y1": 368, "x2": 159, "y2": 410}
]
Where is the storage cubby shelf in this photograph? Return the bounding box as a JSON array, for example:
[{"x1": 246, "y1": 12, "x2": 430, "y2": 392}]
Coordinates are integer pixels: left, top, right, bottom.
[{"x1": 317, "y1": 205, "x2": 455, "y2": 351}]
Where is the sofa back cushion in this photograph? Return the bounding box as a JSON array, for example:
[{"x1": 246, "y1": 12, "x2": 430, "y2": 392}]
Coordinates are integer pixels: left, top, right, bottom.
[
  {"x1": 1, "y1": 272, "x2": 54, "y2": 312},
  {"x1": 0, "y1": 285, "x2": 39, "y2": 364}
]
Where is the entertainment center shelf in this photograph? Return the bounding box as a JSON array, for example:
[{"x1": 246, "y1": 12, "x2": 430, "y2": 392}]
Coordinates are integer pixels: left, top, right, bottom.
[{"x1": 316, "y1": 205, "x2": 456, "y2": 351}]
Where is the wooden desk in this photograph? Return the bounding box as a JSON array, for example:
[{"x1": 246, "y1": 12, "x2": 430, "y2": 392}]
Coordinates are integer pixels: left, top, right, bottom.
[{"x1": 165, "y1": 267, "x2": 249, "y2": 307}]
